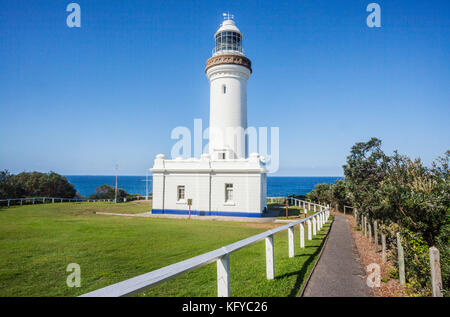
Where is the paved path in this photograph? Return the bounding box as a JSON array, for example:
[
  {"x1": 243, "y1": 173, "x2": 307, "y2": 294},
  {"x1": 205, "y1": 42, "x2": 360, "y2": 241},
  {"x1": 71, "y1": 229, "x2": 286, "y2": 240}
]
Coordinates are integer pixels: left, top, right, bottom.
[{"x1": 303, "y1": 213, "x2": 374, "y2": 297}]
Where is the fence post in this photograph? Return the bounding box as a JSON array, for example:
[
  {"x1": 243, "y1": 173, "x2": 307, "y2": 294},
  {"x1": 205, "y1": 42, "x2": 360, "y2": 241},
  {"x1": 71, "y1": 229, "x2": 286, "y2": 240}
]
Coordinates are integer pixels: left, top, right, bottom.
[
  {"x1": 362, "y1": 216, "x2": 365, "y2": 236},
  {"x1": 300, "y1": 223, "x2": 305, "y2": 248},
  {"x1": 312, "y1": 217, "x2": 317, "y2": 236},
  {"x1": 288, "y1": 227, "x2": 295, "y2": 258},
  {"x1": 360, "y1": 214, "x2": 363, "y2": 231},
  {"x1": 316, "y1": 215, "x2": 320, "y2": 231},
  {"x1": 368, "y1": 220, "x2": 372, "y2": 244},
  {"x1": 265, "y1": 235, "x2": 274, "y2": 280},
  {"x1": 396, "y1": 232, "x2": 406, "y2": 285},
  {"x1": 307, "y1": 220, "x2": 312, "y2": 240},
  {"x1": 429, "y1": 246, "x2": 443, "y2": 297},
  {"x1": 374, "y1": 221, "x2": 378, "y2": 252},
  {"x1": 217, "y1": 254, "x2": 230, "y2": 297},
  {"x1": 382, "y1": 234, "x2": 386, "y2": 263}
]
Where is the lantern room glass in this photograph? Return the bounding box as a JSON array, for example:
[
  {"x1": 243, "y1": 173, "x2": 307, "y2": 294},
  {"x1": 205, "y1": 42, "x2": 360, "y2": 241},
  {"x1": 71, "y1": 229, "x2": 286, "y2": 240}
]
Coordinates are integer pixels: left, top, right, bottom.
[{"x1": 215, "y1": 31, "x2": 242, "y2": 53}]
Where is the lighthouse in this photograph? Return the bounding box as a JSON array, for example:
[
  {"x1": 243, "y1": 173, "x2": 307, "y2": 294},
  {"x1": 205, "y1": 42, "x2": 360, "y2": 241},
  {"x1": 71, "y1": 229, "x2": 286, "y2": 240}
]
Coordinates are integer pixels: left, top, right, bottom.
[
  {"x1": 206, "y1": 16, "x2": 252, "y2": 160},
  {"x1": 152, "y1": 15, "x2": 267, "y2": 217}
]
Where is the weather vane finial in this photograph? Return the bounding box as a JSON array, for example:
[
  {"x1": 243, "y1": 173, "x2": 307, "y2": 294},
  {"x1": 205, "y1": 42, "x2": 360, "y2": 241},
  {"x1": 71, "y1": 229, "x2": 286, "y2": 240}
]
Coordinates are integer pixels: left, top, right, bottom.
[{"x1": 222, "y1": 12, "x2": 234, "y2": 20}]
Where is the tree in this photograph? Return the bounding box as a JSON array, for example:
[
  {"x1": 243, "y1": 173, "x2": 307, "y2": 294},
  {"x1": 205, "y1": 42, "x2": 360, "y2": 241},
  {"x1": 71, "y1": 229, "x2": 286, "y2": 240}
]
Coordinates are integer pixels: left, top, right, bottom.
[
  {"x1": 330, "y1": 179, "x2": 351, "y2": 212},
  {"x1": 0, "y1": 171, "x2": 76, "y2": 199},
  {"x1": 342, "y1": 137, "x2": 389, "y2": 218},
  {"x1": 306, "y1": 183, "x2": 332, "y2": 204},
  {"x1": 88, "y1": 184, "x2": 128, "y2": 201}
]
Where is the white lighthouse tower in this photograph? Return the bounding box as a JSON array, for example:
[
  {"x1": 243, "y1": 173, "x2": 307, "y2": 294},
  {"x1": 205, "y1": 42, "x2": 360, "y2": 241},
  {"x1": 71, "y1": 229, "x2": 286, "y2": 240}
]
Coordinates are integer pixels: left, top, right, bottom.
[
  {"x1": 151, "y1": 15, "x2": 267, "y2": 217},
  {"x1": 206, "y1": 15, "x2": 252, "y2": 160}
]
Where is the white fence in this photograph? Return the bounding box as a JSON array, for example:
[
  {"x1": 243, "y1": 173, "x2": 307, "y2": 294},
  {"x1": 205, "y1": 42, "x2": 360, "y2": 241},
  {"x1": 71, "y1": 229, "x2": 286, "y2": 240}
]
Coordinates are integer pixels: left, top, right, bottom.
[
  {"x1": 267, "y1": 197, "x2": 327, "y2": 213},
  {"x1": 81, "y1": 204, "x2": 331, "y2": 297},
  {"x1": 0, "y1": 196, "x2": 151, "y2": 207}
]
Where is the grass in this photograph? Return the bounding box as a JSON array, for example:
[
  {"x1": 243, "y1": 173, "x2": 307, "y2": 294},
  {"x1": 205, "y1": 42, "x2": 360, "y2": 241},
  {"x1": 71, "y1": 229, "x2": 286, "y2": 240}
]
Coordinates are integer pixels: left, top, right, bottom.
[{"x1": 0, "y1": 202, "x2": 330, "y2": 297}]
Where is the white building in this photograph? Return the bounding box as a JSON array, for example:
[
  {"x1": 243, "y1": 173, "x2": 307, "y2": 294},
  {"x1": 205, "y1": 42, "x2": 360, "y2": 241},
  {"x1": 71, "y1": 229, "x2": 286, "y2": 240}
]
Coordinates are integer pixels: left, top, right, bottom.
[{"x1": 151, "y1": 16, "x2": 267, "y2": 217}]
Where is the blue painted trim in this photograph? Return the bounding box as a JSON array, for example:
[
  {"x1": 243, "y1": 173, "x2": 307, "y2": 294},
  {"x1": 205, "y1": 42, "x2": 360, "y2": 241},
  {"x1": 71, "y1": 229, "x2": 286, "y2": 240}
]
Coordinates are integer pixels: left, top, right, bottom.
[{"x1": 152, "y1": 209, "x2": 263, "y2": 218}]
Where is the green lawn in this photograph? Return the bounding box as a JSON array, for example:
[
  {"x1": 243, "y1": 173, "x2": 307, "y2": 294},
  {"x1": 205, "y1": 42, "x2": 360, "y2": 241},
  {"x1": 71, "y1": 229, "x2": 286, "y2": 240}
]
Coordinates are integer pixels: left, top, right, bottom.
[{"x1": 0, "y1": 202, "x2": 330, "y2": 297}]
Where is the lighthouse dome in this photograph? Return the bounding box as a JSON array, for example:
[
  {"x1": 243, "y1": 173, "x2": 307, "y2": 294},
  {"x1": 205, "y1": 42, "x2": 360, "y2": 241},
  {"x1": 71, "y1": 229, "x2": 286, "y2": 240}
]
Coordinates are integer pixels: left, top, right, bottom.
[{"x1": 215, "y1": 19, "x2": 242, "y2": 36}]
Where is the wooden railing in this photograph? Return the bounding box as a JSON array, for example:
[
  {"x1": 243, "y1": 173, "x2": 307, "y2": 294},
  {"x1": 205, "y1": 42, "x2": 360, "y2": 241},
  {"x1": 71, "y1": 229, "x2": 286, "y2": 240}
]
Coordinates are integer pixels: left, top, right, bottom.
[
  {"x1": 81, "y1": 204, "x2": 331, "y2": 297},
  {"x1": 0, "y1": 196, "x2": 151, "y2": 207}
]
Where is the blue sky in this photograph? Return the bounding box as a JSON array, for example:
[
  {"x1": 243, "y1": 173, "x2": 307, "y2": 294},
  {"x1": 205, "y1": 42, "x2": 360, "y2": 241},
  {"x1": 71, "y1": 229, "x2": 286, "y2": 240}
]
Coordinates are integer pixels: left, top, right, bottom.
[{"x1": 0, "y1": 0, "x2": 449, "y2": 176}]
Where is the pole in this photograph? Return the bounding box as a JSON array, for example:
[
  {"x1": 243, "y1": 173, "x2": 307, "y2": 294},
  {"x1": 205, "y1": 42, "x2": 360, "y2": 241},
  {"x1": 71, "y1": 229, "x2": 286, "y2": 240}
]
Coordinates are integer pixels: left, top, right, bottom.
[
  {"x1": 146, "y1": 170, "x2": 149, "y2": 200},
  {"x1": 397, "y1": 232, "x2": 406, "y2": 285},
  {"x1": 265, "y1": 235, "x2": 274, "y2": 280},
  {"x1": 374, "y1": 220, "x2": 378, "y2": 252},
  {"x1": 285, "y1": 199, "x2": 288, "y2": 218},
  {"x1": 115, "y1": 164, "x2": 118, "y2": 203},
  {"x1": 429, "y1": 247, "x2": 443, "y2": 297}
]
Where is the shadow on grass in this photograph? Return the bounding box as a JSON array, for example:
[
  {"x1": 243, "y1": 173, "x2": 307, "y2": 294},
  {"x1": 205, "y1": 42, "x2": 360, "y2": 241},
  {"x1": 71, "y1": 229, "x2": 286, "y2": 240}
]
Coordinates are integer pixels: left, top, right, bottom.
[{"x1": 275, "y1": 227, "x2": 330, "y2": 297}]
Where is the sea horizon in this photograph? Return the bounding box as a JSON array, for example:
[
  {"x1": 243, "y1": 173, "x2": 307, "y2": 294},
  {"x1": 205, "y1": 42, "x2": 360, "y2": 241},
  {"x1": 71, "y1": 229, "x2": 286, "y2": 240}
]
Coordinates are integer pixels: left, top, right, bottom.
[{"x1": 65, "y1": 175, "x2": 344, "y2": 198}]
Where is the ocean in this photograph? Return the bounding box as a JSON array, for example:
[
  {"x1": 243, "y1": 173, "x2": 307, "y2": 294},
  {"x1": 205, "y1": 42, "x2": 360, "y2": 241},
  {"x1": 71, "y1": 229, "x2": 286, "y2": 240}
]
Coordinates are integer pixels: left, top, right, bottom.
[{"x1": 65, "y1": 176, "x2": 343, "y2": 198}]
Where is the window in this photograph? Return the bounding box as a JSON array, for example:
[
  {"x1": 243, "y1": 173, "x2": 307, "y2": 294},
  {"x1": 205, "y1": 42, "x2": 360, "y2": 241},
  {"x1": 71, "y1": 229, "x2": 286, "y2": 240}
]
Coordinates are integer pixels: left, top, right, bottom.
[
  {"x1": 222, "y1": 85, "x2": 226, "y2": 94},
  {"x1": 219, "y1": 152, "x2": 226, "y2": 160},
  {"x1": 225, "y1": 184, "x2": 233, "y2": 202},
  {"x1": 214, "y1": 31, "x2": 242, "y2": 53},
  {"x1": 177, "y1": 186, "x2": 185, "y2": 201}
]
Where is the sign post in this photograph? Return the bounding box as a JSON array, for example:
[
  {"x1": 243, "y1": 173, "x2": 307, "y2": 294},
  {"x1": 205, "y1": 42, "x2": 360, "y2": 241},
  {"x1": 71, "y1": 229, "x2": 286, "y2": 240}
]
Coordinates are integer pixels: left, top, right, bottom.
[
  {"x1": 285, "y1": 199, "x2": 289, "y2": 218},
  {"x1": 187, "y1": 199, "x2": 192, "y2": 219}
]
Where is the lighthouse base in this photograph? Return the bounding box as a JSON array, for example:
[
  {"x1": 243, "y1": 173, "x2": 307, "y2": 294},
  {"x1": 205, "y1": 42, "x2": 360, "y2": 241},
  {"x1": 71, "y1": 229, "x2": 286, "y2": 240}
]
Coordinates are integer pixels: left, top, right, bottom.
[{"x1": 151, "y1": 153, "x2": 267, "y2": 217}]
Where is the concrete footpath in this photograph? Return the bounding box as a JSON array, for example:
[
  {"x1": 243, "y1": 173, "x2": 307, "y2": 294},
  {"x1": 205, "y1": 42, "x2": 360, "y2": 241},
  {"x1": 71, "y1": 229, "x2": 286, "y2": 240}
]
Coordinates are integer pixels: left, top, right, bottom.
[{"x1": 302, "y1": 213, "x2": 374, "y2": 297}]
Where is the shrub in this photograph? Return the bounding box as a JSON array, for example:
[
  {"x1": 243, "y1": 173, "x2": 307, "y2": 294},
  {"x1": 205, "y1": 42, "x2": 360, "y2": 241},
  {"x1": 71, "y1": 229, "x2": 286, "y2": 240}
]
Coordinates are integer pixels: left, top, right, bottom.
[{"x1": 0, "y1": 170, "x2": 76, "y2": 199}]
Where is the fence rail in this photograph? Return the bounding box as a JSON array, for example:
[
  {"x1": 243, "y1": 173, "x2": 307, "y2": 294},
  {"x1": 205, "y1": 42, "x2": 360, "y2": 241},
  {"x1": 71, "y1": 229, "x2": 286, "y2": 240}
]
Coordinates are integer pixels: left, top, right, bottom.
[
  {"x1": 0, "y1": 196, "x2": 151, "y2": 207},
  {"x1": 81, "y1": 203, "x2": 331, "y2": 297}
]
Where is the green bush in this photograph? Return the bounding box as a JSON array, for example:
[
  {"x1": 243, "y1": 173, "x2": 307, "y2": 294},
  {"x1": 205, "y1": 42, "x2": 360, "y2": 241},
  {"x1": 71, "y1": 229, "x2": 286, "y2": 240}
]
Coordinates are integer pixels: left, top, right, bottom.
[
  {"x1": 88, "y1": 184, "x2": 128, "y2": 202},
  {"x1": 306, "y1": 139, "x2": 449, "y2": 295},
  {"x1": 0, "y1": 170, "x2": 76, "y2": 199}
]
